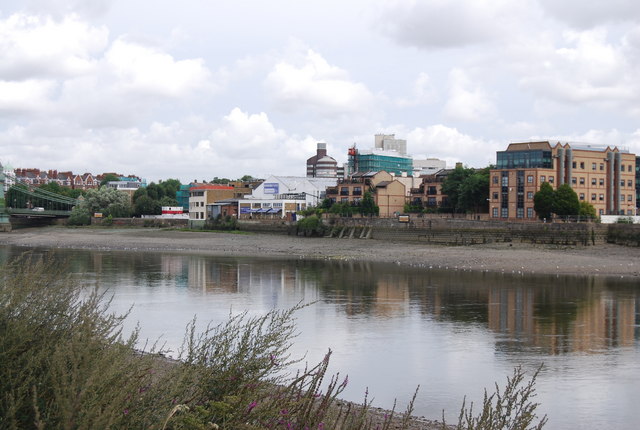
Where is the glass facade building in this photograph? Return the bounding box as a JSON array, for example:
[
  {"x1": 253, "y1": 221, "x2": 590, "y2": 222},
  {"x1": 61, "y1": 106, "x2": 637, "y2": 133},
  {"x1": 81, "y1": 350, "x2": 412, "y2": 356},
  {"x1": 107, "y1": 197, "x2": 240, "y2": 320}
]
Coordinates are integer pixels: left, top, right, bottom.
[
  {"x1": 349, "y1": 153, "x2": 413, "y2": 175},
  {"x1": 496, "y1": 150, "x2": 553, "y2": 169}
]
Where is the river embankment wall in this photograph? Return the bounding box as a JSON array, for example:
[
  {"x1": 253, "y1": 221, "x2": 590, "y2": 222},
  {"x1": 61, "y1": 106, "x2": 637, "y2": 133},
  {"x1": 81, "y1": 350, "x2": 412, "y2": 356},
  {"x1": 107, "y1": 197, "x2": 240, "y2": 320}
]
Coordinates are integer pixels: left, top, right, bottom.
[
  {"x1": 86, "y1": 215, "x2": 640, "y2": 247},
  {"x1": 320, "y1": 216, "x2": 607, "y2": 246}
]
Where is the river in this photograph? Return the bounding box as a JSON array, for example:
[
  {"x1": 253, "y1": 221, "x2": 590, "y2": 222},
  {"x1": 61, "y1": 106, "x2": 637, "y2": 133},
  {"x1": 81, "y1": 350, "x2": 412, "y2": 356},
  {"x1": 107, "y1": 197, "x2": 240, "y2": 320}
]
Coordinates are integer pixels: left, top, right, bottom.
[{"x1": 5, "y1": 245, "x2": 639, "y2": 429}]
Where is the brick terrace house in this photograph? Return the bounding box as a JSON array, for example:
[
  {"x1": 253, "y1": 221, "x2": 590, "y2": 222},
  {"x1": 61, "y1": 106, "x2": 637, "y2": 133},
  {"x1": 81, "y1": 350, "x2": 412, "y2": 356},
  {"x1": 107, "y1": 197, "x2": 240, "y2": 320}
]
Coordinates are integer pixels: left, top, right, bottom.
[{"x1": 408, "y1": 169, "x2": 452, "y2": 210}]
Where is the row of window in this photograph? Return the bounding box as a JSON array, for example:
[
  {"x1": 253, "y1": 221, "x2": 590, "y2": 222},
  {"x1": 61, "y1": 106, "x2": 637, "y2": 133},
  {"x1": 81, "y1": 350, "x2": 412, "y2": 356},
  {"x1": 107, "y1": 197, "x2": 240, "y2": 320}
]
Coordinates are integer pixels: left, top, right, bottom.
[
  {"x1": 494, "y1": 175, "x2": 635, "y2": 188},
  {"x1": 189, "y1": 201, "x2": 205, "y2": 208},
  {"x1": 572, "y1": 161, "x2": 634, "y2": 172},
  {"x1": 493, "y1": 207, "x2": 636, "y2": 218},
  {"x1": 492, "y1": 191, "x2": 635, "y2": 203}
]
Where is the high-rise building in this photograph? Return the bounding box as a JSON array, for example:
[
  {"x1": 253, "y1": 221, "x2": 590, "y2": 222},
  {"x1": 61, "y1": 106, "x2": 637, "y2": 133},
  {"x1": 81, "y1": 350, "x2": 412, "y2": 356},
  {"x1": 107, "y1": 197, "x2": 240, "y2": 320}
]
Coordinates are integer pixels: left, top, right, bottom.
[
  {"x1": 306, "y1": 143, "x2": 338, "y2": 178},
  {"x1": 489, "y1": 141, "x2": 636, "y2": 220},
  {"x1": 375, "y1": 134, "x2": 407, "y2": 155}
]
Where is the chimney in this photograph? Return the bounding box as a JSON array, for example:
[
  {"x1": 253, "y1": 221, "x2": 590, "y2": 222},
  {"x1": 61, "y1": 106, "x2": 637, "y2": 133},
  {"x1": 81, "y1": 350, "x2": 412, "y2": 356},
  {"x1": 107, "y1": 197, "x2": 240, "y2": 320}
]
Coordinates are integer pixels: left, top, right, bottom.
[{"x1": 317, "y1": 143, "x2": 327, "y2": 158}]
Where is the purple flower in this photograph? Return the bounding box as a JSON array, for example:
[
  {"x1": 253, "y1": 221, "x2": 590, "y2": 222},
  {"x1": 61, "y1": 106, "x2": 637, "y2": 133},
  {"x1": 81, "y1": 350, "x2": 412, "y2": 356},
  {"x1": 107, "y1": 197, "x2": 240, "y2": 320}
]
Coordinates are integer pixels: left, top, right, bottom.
[
  {"x1": 247, "y1": 401, "x2": 258, "y2": 413},
  {"x1": 123, "y1": 409, "x2": 129, "y2": 415}
]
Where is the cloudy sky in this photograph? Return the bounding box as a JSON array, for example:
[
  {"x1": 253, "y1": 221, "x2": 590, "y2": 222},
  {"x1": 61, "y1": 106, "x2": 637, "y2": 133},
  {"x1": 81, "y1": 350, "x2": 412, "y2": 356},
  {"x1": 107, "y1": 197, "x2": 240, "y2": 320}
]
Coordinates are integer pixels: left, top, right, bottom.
[{"x1": 2, "y1": 0, "x2": 640, "y2": 183}]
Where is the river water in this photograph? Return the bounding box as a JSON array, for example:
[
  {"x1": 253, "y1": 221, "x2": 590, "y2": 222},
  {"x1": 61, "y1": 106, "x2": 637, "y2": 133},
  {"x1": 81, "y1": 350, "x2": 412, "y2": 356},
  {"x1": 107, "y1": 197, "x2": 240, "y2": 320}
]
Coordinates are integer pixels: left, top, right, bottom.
[{"x1": 5, "y1": 246, "x2": 639, "y2": 429}]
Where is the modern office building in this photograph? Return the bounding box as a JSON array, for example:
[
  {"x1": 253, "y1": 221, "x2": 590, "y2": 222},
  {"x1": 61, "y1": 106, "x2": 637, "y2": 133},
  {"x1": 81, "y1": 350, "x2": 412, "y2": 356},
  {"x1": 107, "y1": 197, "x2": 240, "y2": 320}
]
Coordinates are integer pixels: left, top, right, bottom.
[
  {"x1": 347, "y1": 147, "x2": 413, "y2": 176},
  {"x1": 489, "y1": 141, "x2": 636, "y2": 220}
]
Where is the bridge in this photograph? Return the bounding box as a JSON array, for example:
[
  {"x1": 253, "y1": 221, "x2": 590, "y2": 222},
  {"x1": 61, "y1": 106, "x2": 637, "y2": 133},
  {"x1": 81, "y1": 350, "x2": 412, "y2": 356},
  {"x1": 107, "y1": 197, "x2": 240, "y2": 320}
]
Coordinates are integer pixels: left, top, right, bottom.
[{"x1": 1, "y1": 164, "x2": 79, "y2": 231}]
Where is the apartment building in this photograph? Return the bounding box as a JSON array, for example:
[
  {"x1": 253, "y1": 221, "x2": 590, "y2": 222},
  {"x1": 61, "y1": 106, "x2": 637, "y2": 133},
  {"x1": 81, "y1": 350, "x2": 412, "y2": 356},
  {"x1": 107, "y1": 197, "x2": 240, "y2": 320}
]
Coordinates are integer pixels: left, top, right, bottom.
[
  {"x1": 189, "y1": 184, "x2": 235, "y2": 222},
  {"x1": 489, "y1": 141, "x2": 636, "y2": 220}
]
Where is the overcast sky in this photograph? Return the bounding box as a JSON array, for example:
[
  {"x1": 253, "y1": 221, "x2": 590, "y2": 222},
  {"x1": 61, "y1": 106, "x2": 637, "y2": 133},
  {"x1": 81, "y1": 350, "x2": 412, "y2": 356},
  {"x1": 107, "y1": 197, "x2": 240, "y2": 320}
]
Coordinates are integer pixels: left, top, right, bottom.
[{"x1": 2, "y1": 0, "x2": 640, "y2": 183}]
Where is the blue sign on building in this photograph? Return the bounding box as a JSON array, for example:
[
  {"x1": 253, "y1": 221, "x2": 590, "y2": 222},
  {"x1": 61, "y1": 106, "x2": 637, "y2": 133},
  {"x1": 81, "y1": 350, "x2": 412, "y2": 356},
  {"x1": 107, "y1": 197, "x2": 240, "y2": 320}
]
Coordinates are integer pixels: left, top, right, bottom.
[{"x1": 263, "y1": 183, "x2": 279, "y2": 194}]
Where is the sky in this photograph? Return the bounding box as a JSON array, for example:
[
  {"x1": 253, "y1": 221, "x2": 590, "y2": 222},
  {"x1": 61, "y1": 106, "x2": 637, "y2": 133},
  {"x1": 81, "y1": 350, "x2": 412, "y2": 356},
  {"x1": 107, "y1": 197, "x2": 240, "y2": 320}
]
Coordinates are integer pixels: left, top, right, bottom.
[{"x1": 2, "y1": 0, "x2": 640, "y2": 183}]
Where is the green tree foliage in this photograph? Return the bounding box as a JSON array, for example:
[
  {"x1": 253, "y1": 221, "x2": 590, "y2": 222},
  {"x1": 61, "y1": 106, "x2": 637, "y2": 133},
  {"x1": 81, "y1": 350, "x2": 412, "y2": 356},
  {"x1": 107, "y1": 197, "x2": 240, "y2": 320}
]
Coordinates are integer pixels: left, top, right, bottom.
[
  {"x1": 359, "y1": 191, "x2": 379, "y2": 216},
  {"x1": 578, "y1": 201, "x2": 597, "y2": 220},
  {"x1": 553, "y1": 184, "x2": 580, "y2": 217},
  {"x1": 68, "y1": 186, "x2": 131, "y2": 225},
  {"x1": 133, "y1": 195, "x2": 161, "y2": 216},
  {"x1": 441, "y1": 166, "x2": 491, "y2": 213},
  {"x1": 99, "y1": 173, "x2": 120, "y2": 187},
  {"x1": 296, "y1": 214, "x2": 326, "y2": 236},
  {"x1": 211, "y1": 177, "x2": 231, "y2": 184},
  {"x1": 533, "y1": 182, "x2": 555, "y2": 221},
  {"x1": 131, "y1": 179, "x2": 182, "y2": 216}
]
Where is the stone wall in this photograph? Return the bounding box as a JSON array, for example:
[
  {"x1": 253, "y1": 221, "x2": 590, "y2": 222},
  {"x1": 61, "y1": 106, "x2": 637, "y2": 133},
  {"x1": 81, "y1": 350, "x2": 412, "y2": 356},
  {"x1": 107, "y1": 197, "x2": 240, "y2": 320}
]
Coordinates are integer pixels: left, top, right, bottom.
[
  {"x1": 606, "y1": 224, "x2": 640, "y2": 247},
  {"x1": 323, "y1": 215, "x2": 606, "y2": 246}
]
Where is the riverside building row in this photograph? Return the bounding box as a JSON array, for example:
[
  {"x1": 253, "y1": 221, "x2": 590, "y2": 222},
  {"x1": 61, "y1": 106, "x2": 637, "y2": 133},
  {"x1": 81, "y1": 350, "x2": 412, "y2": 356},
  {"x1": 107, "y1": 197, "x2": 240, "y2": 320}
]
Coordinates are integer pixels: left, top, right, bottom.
[{"x1": 489, "y1": 141, "x2": 637, "y2": 219}]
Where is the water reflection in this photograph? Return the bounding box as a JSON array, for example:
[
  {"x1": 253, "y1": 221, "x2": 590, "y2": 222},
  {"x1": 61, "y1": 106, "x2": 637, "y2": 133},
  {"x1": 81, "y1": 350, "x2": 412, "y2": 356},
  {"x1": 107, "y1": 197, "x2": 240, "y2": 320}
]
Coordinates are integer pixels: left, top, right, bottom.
[{"x1": 4, "y1": 246, "x2": 639, "y2": 429}]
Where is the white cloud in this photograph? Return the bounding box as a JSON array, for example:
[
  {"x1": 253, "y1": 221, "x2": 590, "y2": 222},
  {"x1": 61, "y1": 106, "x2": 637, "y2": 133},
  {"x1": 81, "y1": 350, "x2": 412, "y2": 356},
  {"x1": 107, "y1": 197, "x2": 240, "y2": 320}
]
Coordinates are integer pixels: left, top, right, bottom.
[
  {"x1": 0, "y1": 13, "x2": 108, "y2": 80},
  {"x1": 395, "y1": 72, "x2": 437, "y2": 107},
  {"x1": 0, "y1": 79, "x2": 56, "y2": 114},
  {"x1": 407, "y1": 125, "x2": 499, "y2": 168},
  {"x1": 377, "y1": 0, "x2": 533, "y2": 49},
  {"x1": 265, "y1": 48, "x2": 375, "y2": 117},
  {"x1": 516, "y1": 28, "x2": 640, "y2": 112},
  {"x1": 538, "y1": 0, "x2": 640, "y2": 28},
  {"x1": 443, "y1": 68, "x2": 495, "y2": 122},
  {"x1": 104, "y1": 38, "x2": 213, "y2": 98}
]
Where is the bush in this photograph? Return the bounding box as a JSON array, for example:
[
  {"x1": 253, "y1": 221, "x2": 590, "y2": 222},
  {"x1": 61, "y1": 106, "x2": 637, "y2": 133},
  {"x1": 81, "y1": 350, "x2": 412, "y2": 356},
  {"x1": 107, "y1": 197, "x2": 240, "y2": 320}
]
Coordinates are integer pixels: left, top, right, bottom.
[
  {"x1": 296, "y1": 215, "x2": 327, "y2": 236},
  {"x1": 204, "y1": 215, "x2": 238, "y2": 231}
]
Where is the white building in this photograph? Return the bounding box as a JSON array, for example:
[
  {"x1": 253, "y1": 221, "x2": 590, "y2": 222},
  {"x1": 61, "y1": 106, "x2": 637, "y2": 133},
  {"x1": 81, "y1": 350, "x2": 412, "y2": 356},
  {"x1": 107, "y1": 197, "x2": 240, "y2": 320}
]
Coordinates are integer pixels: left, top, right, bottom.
[
  {"x1": 413, "y1": 158, "x2": 447, "y2": 176},
  {"x1": 375, "y1": 134, "x2": 407, "y2": 155},
  {"x1": 239, "y1": 175, "x2": 337, "y2": 218}
]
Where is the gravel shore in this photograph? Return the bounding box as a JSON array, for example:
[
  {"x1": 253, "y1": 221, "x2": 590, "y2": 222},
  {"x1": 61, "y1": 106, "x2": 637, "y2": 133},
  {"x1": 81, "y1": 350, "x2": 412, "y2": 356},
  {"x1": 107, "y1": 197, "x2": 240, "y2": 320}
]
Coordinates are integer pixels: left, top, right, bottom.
[{"x1": 1, "y1": 226, "x2": 639, "y2": 278}]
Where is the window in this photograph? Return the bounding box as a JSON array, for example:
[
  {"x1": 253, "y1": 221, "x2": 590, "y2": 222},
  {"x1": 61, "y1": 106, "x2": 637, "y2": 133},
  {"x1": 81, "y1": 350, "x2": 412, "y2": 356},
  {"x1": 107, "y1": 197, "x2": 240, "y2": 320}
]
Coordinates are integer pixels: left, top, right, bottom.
[
  {"x1": 501, "y1": 207, "x2": 508, "y2": 218},
  {"x1": 621, "y1": 180, "x2": 625, "y2": 187},
  {"x1": 541, "y1": 175, "x2": 546, "y2": 182},
  {"x1": 579, "y1": 177, "x2": 585, "y2": 185},
  {"x1": 621, "y1": 164, "x2": 625, "y2": 172},
  {"x1": 620, "y1": 194, "x2": 625, "y2": 201},
  {"x1": 516, "y1": 207, "x2": 524, "y2": 218},
  {"x1": 571, "y1": 177, "x2": 577, "y2": 185},
  {"x1": 591, "y1": 178, "x2": 597, "y2": 185},
  {"x1": 592, "y1": 163, "x2": 597, "y2": 170},
  {"x1": 501, "y1": 175, "x2": 509, "y2": 186},
  {"x1": 599, "y1": 179, "x2": 604, "y2": 186},
  {"x1": 591, "y1": 193, "x2": 596, "y2": 201},
  {"x1": 628, "y1": 195, "x2": 633, "y2": 201},
  {"x1": 599, "y1": 163, "x2": 604, "y2": 171},
  {"x1": 353, "y1": 186, "x2": 362, "y2": 196},
  {"x1": 579, "y1": 193, "x2": 585, "y2": 200},
  {"x1": 628, "y1": 180, "x2": 633, "y2": 187},
  {"x1": 572, "y1": 161, "x2": 577, "y2": 168},
  {"x1": 527, "y1": 191, "x2": 533, "y2": 199},
  {"x1": 340, "y1": 187, "x2": 349, "y2": 196},
  {"x1": 548, "y1": 176, "x2": 554, "y2": 183},
  {"x1": 527, "y1": 175, "x2": 533, "y2": 183},
  {"x1": 341, "y1": 197, "x2": 349, "y2": 203},
  {"x1": 580, "y1": 162, "x2": 585, "y2": 169},
  {"x1": 629, "y1": 165, "x2": 633, "y2": 172},
  {"x1": 493, "y1": 192, "x2": 499, "y2": 200},
  {"x1": 492, "y1": 176, "x2": 499, "y2": 184},
  {"x1": 527, "y1": 207, "x2": 534, "y2": 218},
  {"x1": 599, "y1": 209, "x2": 604, "y2": 215},
  {"x1": 599, "y1": 194, "x2": 604, "y2": 201},
  {"x1": 492, "y1": 207, "x2": 499, "y2": 218}
]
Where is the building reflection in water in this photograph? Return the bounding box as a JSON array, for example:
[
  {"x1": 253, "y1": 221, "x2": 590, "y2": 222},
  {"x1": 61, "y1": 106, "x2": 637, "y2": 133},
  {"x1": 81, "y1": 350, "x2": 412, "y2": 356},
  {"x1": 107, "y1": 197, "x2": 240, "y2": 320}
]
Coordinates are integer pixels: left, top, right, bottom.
[{"x1": 3, "y1": 245, "x2": 638, "y2": 357}]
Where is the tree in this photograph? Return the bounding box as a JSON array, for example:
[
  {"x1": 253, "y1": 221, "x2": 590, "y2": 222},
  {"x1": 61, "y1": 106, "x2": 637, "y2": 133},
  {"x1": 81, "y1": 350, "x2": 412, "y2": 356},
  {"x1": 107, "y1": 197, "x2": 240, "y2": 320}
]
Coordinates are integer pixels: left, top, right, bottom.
[
  {"x1": 158, "y1": 179, "x2": 181, "y2": 199},
  {"x1": 441, "y1": 165, "x2": 491, "y2": 213},
  {"x1": 533, "y1": 182, "x2": 555, "y2": 221},
  {"x1": 240, "y1": 175, "x2": 255, "y2": 182},
  {"x1": 99, "y1": 173, "x2": 120, "y2": 187},
  {"x1": 457, "y1": 167, "x2": 490, "y2": 213},
  {"x1": 553, "y1": 184, "x2": 580, "y2": 218},
  {"x1": 133, "y1": 195, "x2": 161, "y2": 216},
  {"x1": 68, "y1": 186, "x2": 132, "y2": 225},
  {"x1": 579, "y1": 201, "x2": 597, "y2": 220},
  {"x1": 359, "y1": 191, "x2": 379, "y2": 216}
]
